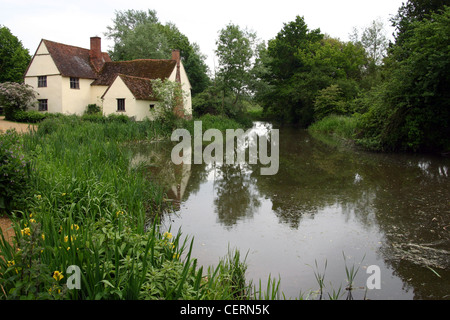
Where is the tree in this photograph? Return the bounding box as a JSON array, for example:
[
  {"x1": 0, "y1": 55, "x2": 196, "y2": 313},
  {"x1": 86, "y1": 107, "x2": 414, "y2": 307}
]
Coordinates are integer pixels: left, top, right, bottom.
[
  {"x1": 215, "y1": 23, "x2": 257, "y2": 114},
  {"x1": 361, "y1": 20, "x2": 388, "y2": 66},
  {"x1": 0, "y1": 26, "x2": 31, "y2": 83},
  {"x1": 259, "y1": 16, "x2": 366, "y2": 126},
  {"x1": 391, "y1": 0, "x2": 448, "y2": 48},
  {"x1": 105, "y1": 9, "x2": 210, "y2": 95},
  {"x1": 357, "y1": 6, "x2": 450, "y2": 152}
]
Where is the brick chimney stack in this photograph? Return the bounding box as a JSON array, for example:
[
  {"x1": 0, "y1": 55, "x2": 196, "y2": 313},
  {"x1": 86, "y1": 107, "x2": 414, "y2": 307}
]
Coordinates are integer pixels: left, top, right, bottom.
[
  {"x1": 90, "y1": 36, "x2": 104, "y2": 72},
  {"x1": 172, "y1": 49, "x2": 181, "y2": 83}
]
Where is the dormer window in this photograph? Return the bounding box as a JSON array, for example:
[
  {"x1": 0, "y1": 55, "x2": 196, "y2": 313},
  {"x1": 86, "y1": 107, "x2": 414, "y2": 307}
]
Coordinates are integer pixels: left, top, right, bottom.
[{"x1": 70, "y1": 77, "x2": 80, "y2": 89}]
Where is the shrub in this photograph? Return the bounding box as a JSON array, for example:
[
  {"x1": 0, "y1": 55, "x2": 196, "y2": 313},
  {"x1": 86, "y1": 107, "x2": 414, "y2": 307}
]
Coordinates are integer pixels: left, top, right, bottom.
[
  {"x1": 85, "y1": 104, "x2": 101, "y2": 115},
  {"x1": 313, "y1": 85, "x2": 348, "y2": 121},
  {"x1": 0, "y1": 82, "x2": 37, "y2": 120},
  {"x1": 0, "y1": 129, "x2": 31, "y2": 213},
  {"x1": 12, "y1": 110, "x2": 47, "y2": 123}
]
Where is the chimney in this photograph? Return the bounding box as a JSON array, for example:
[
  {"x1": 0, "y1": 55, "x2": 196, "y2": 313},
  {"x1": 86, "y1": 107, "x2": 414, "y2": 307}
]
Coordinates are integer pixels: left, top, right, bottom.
[
  {"x1": 172, "y1": 49, "x2": 181, "y2": 83},
  {"x1": 90, "y1": 36, "x2": 104, "y2": 72}
]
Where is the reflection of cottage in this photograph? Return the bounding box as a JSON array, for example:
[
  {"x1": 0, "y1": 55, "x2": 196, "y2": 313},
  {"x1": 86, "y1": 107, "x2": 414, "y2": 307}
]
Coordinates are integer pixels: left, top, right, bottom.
[{"x1": 24, "y1": 37, "x2": 192, "y2": 120}]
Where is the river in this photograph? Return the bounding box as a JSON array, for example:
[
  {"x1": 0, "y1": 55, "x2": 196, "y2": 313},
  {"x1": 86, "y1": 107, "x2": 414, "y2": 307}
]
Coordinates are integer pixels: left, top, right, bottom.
[{"x1": 130, "y1": 121, "x2": 450, "y2": 300}]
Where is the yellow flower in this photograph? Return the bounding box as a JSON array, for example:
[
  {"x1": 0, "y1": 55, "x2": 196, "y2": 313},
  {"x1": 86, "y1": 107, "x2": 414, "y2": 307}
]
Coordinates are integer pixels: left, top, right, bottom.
[
  {"x1": 36, "y1": 195, "x2": 41, "y2": 200},
  {"x1": 71, "y1": 224, "x2": 79, "y2": 231},
  {"x1": 64, "y1": 235, "x2": 69, "y2": 242},
  {"x1": 173, "y1": 253, "x2": 180, "y2": 259},
  {"x1": 41, "y1": 234, "x2": 45, "y2": 241},
  {"x1": 21, "y1": 227, "x2": 31, "y2": 236},
  {"x1": 116, "y1": 210, "x2": 124, "y2": 216},
  {"x1": 61, "y1": 193, "x2": 66, "y2": 196},
  {"x1": 7, "y1": 260, "x2": 15, "y2": 267},
  {"x1": 29, "y1": 219, "x2": 36, "y2": 224},
  {"x1": 53, "y1": 271, "x2": 64, "y2": 281},
  {"x1": 163, "y1": 232, "x2": 173, "y2": 239}
]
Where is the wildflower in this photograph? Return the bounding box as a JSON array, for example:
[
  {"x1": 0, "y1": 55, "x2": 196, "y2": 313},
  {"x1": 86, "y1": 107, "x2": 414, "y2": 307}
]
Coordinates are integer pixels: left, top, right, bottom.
[
  {"x1": 163, "y1": 232, "x2": 173, "y2": 239},
  {"x1": 61, "y1": 193, "x2": 66, "y2": 196},
  {"x1": 41, "y1": 234, "x2": 45, "y2": 241},
  {"x1": 71, "y1": 224, "x2": 79, "y2": 231},
  {"x1": 36, "y1": 195, "x2": 41, "y2": 200},
  {"x1": 116, "y1": 210, "x2": 124, "y2": 216},
  {"x1": 64, "y1": 235, "x2": 69, "y2": 242},
  {"x1": 7, "y1": 260, "x2": 19, "y2": 274},
  {"x1": 29, "y1": 219, "x2": 36, "y2": 224},
  {"x1": 21, "y1": 227, "x2": 31, "y2": 236},
  {"x1": 173, "y1": 253, "x2": 180, "y2": 259},
  {"x1": 52, "y1": 270, "x2": 64, "y2": 281}
]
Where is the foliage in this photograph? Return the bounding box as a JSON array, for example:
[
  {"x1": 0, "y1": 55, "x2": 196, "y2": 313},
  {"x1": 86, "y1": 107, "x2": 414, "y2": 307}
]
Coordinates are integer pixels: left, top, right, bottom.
[
  {"x1": 150, "y1": 78, "x2": 187, "y2": 128},
  {"x1": 10, "y1": 110, "x2": 47, "y2": 123},
  {"x1": 308, "y1": 115, "x2": 358, "y2": 140},
  {"x1": 84, "y1": 104, "x2": 102, "y2": 115},
  {"x1": 313, "y1": 85, "x2": 348, "y2": 121},
  {"x1": 0, "y1": 82, "x2": 37, "y2": 120},
  {"x1": 215, "y1": 23, "x2": 257, "y2": 113},
  {"x1": 0, "y1": 129, "x2": 31, "y2": 213},
  {"x1": 0, "y1": 26, "x2": 31, "y2": 83},
  {"x1": 350, "y1": 19, "x2": 389, "y2": 67},
  {"x1": 105, "y1": 9, "x2": 210, "y2": 95},
  {"x1": 356, "y1": 6, "x2": 450, "y2": 152},
  {"x1": 259, "y1": 16, "x2": 366, "y2": 126}
]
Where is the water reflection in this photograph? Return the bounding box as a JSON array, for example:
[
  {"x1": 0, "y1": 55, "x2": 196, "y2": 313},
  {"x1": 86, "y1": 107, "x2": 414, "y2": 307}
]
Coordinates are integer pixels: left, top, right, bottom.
[{"x1": 130, "y1": 122, "x2": 450, "y2": 299}]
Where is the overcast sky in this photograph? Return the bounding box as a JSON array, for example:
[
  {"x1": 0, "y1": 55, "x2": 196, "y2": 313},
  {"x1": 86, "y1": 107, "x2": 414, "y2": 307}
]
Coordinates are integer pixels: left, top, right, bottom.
[{"x1": 1, "y1": 0, "x2": 405, "y2": 71}]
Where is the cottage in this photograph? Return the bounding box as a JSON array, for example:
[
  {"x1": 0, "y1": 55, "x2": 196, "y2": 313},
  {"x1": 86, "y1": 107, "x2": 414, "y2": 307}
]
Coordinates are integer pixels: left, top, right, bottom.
[{"x1": 24, "y1": 37, "x2": 192, "y2": 120}]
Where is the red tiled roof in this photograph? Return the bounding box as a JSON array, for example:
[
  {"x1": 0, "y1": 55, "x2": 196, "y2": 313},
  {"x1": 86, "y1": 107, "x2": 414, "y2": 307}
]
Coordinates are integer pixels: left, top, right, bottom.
[
  {"x1": 92, "y1": 59, "x2": 176, "y2": 87},
  {"x1": 117, "y1": 74, "x2": 157, "y2": 100},
  {"x1": 43, "y1": 39, "x2": 111, "y2": 79}
]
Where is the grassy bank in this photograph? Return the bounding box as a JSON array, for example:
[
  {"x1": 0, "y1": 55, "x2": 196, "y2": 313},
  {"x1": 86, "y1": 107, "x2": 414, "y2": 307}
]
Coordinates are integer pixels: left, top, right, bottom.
[
  {"x1": 308, "y1": 115, "x2": 358, "y2": 140},
  {"x1": 0, "y1": 114, "x2": 272, "y2": 300}
]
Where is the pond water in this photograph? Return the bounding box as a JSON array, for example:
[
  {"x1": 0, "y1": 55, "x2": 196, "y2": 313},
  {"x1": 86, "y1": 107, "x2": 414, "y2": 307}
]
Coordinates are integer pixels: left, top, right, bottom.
[{"x1": 130, "y1": 122, "x2": 450, "y2": 300}]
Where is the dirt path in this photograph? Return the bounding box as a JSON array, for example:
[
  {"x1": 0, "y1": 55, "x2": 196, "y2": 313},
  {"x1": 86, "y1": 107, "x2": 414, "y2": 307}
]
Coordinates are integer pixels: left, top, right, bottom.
[{"x1": 0, "y1": 116, "x2": 35, "y2": 134}]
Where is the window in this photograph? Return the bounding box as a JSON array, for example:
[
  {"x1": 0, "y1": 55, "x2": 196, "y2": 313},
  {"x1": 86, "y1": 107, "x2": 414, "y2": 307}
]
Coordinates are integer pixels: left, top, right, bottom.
[
  {"x1": 38, "y1": 99, "x2": 48, "y2": 111},
  {"x1": 117, "y1": 99, "x2": 125, "y2": 111},
  {"x1": 38, "y1": 76, "x2": 47, "y2": 88},
  {"x1": 70, "y1": 77, "x2": 80, "y2": 89}
]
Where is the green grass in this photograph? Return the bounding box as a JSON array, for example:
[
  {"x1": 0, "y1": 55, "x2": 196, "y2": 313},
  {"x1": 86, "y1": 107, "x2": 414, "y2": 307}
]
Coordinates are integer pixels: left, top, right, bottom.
[{"x1": 308, "y1": 115, "x2": 358, "y2": 140}]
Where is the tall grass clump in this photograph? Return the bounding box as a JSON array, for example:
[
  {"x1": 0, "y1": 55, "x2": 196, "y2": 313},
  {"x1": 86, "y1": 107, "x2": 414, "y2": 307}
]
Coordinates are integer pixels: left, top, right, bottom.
[{"x1": 308, "y1": 115, "x2": 358, "y2": 140}]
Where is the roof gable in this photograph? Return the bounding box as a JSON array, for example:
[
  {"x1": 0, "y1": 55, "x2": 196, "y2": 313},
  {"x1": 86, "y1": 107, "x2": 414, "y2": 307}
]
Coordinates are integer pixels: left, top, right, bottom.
[
  {"x1": 43, "y1": 39, "x2": 111, "y2": 79},
  {"x1": 119, "y1": 74, "x2": 157, "y2": 100}
]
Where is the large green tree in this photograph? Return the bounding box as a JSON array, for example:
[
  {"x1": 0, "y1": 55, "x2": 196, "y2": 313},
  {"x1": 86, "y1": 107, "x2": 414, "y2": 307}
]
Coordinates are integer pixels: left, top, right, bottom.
[
  {"x1": 215, "y1": 23, "x2": 257, "y2": 115},
  {"x1": 0, "y1": 26, "x2": 31, "y2": 83},
  {"x1": 105, "y1": 9, "x2": 210, "y2": 95},
  {"x1": 259, "y1": 16, "x2": 366, "y2": 126}
]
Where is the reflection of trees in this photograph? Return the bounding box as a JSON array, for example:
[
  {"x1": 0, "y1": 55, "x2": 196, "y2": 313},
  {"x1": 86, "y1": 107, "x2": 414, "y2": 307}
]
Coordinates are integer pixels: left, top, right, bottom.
[
  {"x1": 252, "y1": 127, "x2": 450, "y2": 298},
  {"x1": 128, "y1": 126, "x2": 450, "y2": 299},
  {"x1": 213, "y1": 164, "x2": 261, "y2": 228}
]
